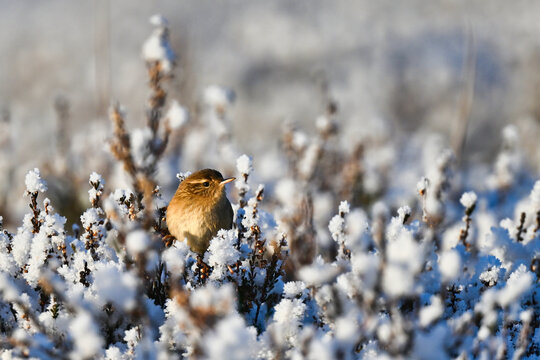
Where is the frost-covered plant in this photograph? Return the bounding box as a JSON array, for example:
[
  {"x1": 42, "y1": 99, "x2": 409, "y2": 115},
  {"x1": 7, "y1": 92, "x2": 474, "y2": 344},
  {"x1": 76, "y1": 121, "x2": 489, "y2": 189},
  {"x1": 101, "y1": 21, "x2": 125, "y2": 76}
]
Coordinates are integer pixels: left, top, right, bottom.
[{"x1": 1, "y1": 14, "x2": 539, "y2": 360}]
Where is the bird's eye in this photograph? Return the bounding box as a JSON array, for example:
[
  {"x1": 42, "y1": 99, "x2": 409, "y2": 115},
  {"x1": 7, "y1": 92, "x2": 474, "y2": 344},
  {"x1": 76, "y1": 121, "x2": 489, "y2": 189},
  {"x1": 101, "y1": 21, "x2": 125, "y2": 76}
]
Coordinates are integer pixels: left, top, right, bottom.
[{"x1": 203, "y1": 181, "x2": 210, "y2": 187}]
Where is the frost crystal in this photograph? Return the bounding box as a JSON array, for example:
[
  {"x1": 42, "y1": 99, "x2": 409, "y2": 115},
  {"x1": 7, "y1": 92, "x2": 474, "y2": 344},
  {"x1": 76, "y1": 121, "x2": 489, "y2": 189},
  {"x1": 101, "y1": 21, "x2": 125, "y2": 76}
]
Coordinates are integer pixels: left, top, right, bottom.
[
  {"x1": 273, "y1": 299, "x2": 306, "y2": 324},
  {"x1": 89, "y1": 171, "x2": 104, "y2": 185},
  {"x1": 204, "y1": 314, "x2": 259, "y2": 360},
  {"x1": 298, "y1": 256, "x2": 341, "y2": 287},
  {"x1": 439, "y1": 249, "x2": 461, "y2": 282},
  {"x1": 25, "y1": 232, "x2": 51, "y2": 287},
  {"x1": 497, "y1": 264, "x2": 533, "y2": 308},
  {"x1": 149, "y1": 14, "x2": 168, "y2": 27},
  {"x1": 93, "y1": 262, "x2": 137, "y2": 311},
  {"x1": 419, "y1": 296, "x2": 444, "y2": 327},
  {"x1": 190, "y1": 283, "x2": 235, "y2": 314},
  {"x1": 315, "y1": 115, "x2": 333, "y2": 133},
  {"x1": 530, "y1": 180, "x2": 540, "y2": 208},
  {"x1": 502, "y1": 124, "x2": 519, "y2": 147},
  {"x1": 328, "y1": 215, "x2": 345, "y2": 241},
  {"x1": 383, "y1": 231, "x2": 423, "y2": 297},
  {"x1": 142, "y1": 14, "x2": 175, "y2": 74},
  {"x1": 166, "y1": 100, "x2": 189, "y2": 130},
  {"x1": 270, "y1": 298, "x2": 306, "y2": 346},
  {"x1": 397, "y1": 205, "x2": 411, "y2": 222},
  {"x1": 338, "y1": 200, "x2": 350, "y2": 215},
  {"x1": 204, "y1": 85, "x2": 236, "y2": 108},
  {"x1": 162, "y1": 242, "x2": 189, "y2": 277},
  {"x1": 25, "y1": 168, "x2": 47, "y2": 194},
  {"x1": 298, "y1": 142, "x2": 320, "y2": 179},
  {"x1": 176, "y1": 171, "x2": 192, "y2": 182},
  {"x1": 292, "y1": 131, "x2": 308, "y2": 151},
  {"x1": 131, "y1": 127, "x2": 154, "y2": 168},
  {"x1": 80, "y1": 208, "x2": 102, "y2": 229},
  {"x1": 416, "y1": 176, "x2": 428, "y2": 194},
  {"x1": 0, "y1": 233, "x2": 16, "y2": 275},
  {"x1": 236, "y1": 154, "x2": 252, "y2": 175},
  {"x1": 126, "y1": 230, "x2": 150, "y2": 255},
  {"x1": 283, "y1": 281, "x2": 307, "y2": 299},
  {"x1": 275, "y1": 178, "x2": 301, "y2": 210},
  {"x1": 88, "y1": 172, "x2": 104, "y2": 205},
  {"x1": 205, "y1": 229, "x2": 240, "y2": 281},
  {"x1": 329, "y1": 201, "x2": 351, "y2": 249},
  {"x1": 69, "y1": 311, "x2": 104, "y2": 359},
  {"x1": 459, "y1": 191, "x2": 477, "y2": 209},
  {"x1": 12, "y1": 228, "x2": 32, "y2": 267}
]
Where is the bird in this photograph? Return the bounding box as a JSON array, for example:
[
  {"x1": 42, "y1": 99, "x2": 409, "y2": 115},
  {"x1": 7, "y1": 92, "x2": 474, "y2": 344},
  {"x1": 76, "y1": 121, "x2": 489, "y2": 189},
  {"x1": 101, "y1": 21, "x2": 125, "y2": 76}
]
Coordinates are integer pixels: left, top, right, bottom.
[{"x1": 166, "y1": 169, "x2": 235, "y2": 253}]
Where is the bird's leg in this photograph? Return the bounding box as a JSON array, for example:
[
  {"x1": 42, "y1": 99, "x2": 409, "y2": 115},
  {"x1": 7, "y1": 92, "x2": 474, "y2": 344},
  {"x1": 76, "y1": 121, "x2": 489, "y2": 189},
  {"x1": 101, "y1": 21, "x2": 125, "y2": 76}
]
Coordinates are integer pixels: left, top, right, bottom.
[
  {"x1": 162, "y1": 234, "x2": 175, "y2": 248},
  {"x1": 196, "y1": 255, "x2": 211, "y2": 285}
]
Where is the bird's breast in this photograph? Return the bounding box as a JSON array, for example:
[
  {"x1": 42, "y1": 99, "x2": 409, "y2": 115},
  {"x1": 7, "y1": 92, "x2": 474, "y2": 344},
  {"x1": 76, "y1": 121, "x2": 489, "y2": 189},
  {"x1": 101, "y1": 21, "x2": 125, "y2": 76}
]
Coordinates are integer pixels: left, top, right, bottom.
[{"x1": 166, "y1": 194, "x2": 233, "y2": 253}]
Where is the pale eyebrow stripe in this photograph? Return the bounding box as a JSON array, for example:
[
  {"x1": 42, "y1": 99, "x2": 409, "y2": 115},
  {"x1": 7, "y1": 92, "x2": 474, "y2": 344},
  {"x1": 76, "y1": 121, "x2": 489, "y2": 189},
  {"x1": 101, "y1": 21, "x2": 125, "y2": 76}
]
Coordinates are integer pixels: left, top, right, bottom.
[{"x1": 188, "y1": 179, "x2": 211, "y2": 184}]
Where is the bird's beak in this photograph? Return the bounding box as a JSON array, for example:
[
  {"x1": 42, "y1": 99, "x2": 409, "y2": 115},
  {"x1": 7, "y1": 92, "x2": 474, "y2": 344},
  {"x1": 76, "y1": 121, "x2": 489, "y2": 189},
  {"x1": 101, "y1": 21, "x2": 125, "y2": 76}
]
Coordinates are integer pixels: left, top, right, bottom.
[{"x1": 220, "y1": 177, "x2": 235, "y2": 185}]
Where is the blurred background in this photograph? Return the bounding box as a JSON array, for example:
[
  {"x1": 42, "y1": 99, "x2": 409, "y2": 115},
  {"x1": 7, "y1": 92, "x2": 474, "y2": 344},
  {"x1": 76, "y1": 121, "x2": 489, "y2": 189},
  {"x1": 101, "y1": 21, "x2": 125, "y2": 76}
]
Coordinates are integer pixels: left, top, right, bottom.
[{"x1": 1, "y1": 0, "x2": 540, "y2": 227}]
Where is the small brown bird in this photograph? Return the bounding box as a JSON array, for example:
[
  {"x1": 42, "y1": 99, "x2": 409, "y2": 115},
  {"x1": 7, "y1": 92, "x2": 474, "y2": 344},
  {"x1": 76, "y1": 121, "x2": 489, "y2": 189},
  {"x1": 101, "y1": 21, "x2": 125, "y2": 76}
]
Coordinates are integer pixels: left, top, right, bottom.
[{"x1": 166, "y1": 169, "x2": 235, "y2": 253}]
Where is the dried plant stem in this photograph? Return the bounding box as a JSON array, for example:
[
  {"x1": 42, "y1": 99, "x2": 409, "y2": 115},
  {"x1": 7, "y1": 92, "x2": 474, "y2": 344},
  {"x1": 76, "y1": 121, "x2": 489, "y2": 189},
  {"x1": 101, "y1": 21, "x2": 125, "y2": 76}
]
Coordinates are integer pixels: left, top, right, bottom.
[
  {"x1": 534, "y1": 210, "x2": 540, "y2": 233},
  {"x1": 516, "y1": 212, "x2": 526, "y2": 242},
  {"x1": 110, "y1": 105, "x2": 137, "y2": 178},
  {"x1": 459, "y1": 215, "x2": 472, "y2": 249},
  {"x1": 238, "y1": 173, "x2": 249, "y2": 208},
  {"x1": 452, "y1": 24, "x2": 476, "y2": 164},
  {"x1": 28, "y1": 192, "x2": 41, "y2": 234}
]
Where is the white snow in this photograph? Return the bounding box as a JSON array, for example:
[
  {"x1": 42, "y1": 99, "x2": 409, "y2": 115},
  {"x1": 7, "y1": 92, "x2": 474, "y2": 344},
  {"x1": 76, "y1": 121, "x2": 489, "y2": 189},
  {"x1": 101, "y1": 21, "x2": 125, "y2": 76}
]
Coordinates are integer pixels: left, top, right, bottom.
[
  {"x1": 24, "y1": 232, "x2": 50, "y2": 287},
  {"x1": 419, "y1": 296, "x2": 444, "y2": 327},
  {"x1": 459, "y1": 191, "x2": 477, "y2": 209},
  {"x1": 530, "y1": 180, "x2": 540, "y2": 207},
  {"x1": 271, "y1": 298, "x2": 306, "y2": 345},
  {"x1": 416, "y1": 176, "x2": 428, "y2": 194},
  {"x1": 142, "y1": 15, "x2": 175, "y2": 74},
  {"x1": 80, "y1": 208, "x2": 102, "y2": 229},
  {"x1": 149, "y1": 14, "x2": 168, "y2": 27},
  {"x1": 439, "y1": 249, "x2": 461, "y2": 282},
  {"x1": 397, "y1": 205, "x2": 411, "y2": 221},
  {"x1": 131, "y1": 127, "x2": 154, "y2": 168},
  {"x1": 189, "y1": 283, "x2": 235, "y2": 314},
  {"x1": 0, "y1": 233, "x2": 16, "y2": 275},
  {"x1": 338, "y1": 200, "x2": 350, "y2": 215},
  {"x1": 176, "y1": 171, "x2": 192, "y2": 182},
  {"x1": 382, "y1": 264, "x2": 415, "y2": 297},
  {"x1": 166, "y1": 100, "x2": 189, "y2": 130},
  {"x1": 291, "y1": 130, "x2": 309, "y2": 151},
  {"x1": 205, "y1": 229, "x2": 240, "y2": 281},
  {"x1": 298, "y1": 256, "x2": 341, "y2": 287},
  {"x1": 236, "y1": 154, "x2": 252, "y2": 175},
  {"x1": 298, "y1": 142, "x2": 320, "y2": 179},
  {"x1": 274, "y1": 178, "x2": 302, "y2": 210},
  {"x1": 497, "y1": 264, "x2": 533, "y2": 308},
  {"x1": 24, "y1": 168, "x2": 47, "y2": 194},
  {"x1": 126, "y1": 230, "x2": 150, "y2": 255},
  {"x1": 92, "y1": 262, "x2": 137, "y2": 311},
  {"x1": 502, "y1": 124, "x2": 519, "y2": 147},
  {"x1": 204, "y1": 85, "x2": 235, "y2": 108},
  {"x1": 89, "y1": 171, "x2": 104, "y2": 185},
  {"x1": 203, "y1": 314, "x2": 259, "y2": 360},
  {"x1": 315, "y1": 115, "x2": 333, "y2": 133},
  {"x1": 11, "y1": 227, "x2": 33, "y2": 267},
  {"x1": 162, "y1": 242, "x2": 189, "y2": 277},
  {"x1": 69, "y1": 311, "x2": 104, "y2": 360},
  {"x1": 328, "y1": 214, "x2": 345, "y2": 242},
  {"x1": 282, "y1": 281, "x2": 307, "y2": 299}
]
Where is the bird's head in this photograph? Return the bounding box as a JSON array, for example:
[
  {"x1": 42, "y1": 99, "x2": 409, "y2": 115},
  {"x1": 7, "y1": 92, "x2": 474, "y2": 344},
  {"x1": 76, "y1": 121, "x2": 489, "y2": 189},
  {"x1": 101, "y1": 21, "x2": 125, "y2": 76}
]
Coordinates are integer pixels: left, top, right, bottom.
[{"x1": 177, "y1": 169, "x2": 235, "y2": 202}]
